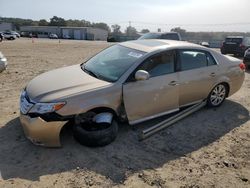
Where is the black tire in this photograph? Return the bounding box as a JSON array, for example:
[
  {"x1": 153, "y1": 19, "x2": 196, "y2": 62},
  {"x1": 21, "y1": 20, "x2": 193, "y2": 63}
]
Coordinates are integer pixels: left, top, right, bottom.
[
  {"x1": 73, "y1": 118, "x2": 118, "y2": 147},
  {"x1": 207, "y1": 83, "x2": 228, "y2": 107}
]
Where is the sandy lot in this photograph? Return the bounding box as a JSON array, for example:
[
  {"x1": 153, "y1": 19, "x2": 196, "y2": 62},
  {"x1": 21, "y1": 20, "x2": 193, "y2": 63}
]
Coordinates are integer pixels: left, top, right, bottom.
[{"x1": 0, "y1": 38, "x2": 250, "y2": 188}]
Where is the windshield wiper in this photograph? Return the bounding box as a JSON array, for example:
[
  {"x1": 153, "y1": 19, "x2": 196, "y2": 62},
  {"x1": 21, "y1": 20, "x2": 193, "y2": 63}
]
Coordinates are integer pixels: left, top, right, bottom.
[
  {"x1": 82, "y1": 65, "x2": 99, "y2": 79},
  {"x1": 81, "y1": 64, "x2": 114, "y2": 83}
]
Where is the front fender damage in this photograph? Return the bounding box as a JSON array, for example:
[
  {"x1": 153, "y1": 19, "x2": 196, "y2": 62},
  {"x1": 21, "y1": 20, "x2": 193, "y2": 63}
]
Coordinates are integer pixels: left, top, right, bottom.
[{"x1": 20, "y1": 114, "x2": 68, "y2": 147}]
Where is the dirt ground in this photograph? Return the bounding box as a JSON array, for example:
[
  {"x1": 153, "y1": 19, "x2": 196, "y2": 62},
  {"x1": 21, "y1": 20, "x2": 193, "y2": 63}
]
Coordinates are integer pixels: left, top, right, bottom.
[{"x1": 0, "y1": 38, "x2": 250, "y2": 188}]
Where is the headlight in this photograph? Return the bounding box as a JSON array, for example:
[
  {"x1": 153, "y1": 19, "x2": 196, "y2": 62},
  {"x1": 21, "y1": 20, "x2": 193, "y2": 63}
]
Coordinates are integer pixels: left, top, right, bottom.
[{"x1": 29, "y1": 102, "x2": 66, "y2": 114}]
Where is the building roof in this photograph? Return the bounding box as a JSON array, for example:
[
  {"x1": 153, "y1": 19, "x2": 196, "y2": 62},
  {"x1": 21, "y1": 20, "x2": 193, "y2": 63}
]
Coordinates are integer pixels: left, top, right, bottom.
[
  {"x1": 20, "y1": 26, "x2": 108, "y2": 32},
  {"x1": 120, "y1": 39, "x2": 205, "y2": 53}
]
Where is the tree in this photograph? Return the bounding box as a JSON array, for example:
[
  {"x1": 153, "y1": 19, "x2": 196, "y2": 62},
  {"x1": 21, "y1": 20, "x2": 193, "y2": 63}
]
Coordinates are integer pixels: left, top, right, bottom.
[
  {"x1": 111, "y1": 24, "x2": 121, "y2": 34},
  {"x1": 81, "y1": 19, "x2": 92, "y2": 27},
  {"x1": 141, "y1": 29, "x2": 150, "y2": 33},
  {"x1": 170, "y1": 27, "x2": 186, "y2": 34},
  {"x1": 125, "y1": 26, "x2": 137, "y2": 36},
  {"x1": 49, "y1": 16, "x2": 66, "y2": 26},
  {"x1": 38, "y1": 19, "x2": 49, "y2": 26},
  {"x1": 66, "y1": 19, "x2": 83, "y2": 27},
  {"x1": 92, "y1": 22, "x2": 110, "y2": 32}
]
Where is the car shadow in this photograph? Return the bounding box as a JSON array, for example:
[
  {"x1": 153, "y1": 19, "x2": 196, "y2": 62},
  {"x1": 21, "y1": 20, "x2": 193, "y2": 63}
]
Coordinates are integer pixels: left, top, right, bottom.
[{"x1": 0, "y1": 100, "x2": 249, "y2": 183}]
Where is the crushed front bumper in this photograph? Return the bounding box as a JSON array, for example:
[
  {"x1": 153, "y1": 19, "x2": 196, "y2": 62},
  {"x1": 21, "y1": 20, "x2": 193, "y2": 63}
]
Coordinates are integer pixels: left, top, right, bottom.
[{"x1": 20, "y1": 113, "x2": 68, "y2": 147}]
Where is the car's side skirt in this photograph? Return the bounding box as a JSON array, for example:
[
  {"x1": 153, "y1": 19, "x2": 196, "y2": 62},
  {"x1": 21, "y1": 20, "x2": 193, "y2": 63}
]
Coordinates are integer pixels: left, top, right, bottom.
[
  {"x1": 130, "y1": 108, "x2": 179, "y2": 125},
  {"x1": 179, "y1": 100, "x2": 203, "y2": 108},
  {"x1": 129, "y1": 100, "x2": 203, "y2": 125}
]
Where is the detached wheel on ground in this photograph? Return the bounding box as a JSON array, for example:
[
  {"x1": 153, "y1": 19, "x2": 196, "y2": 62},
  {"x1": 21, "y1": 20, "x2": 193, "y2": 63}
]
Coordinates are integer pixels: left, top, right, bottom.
[
  {"x1": 207, "y1": 83, "x2": 228, "y2": 107},
  {"x1": 73, "y1": 113, "x2": 118, "y2": 147}
]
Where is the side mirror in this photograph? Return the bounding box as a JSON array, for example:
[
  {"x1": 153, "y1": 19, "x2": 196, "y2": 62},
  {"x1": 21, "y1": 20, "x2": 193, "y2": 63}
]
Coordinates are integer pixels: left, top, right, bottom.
[{"x1": 135, "y1": 70, "x2": 150, "y2": 81}]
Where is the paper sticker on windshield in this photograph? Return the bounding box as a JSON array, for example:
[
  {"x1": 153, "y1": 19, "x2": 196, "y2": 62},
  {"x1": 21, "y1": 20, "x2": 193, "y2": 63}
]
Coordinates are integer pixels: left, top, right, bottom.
[{"x1": 128, "y1": 52, "x2": 143, "y2": 58}]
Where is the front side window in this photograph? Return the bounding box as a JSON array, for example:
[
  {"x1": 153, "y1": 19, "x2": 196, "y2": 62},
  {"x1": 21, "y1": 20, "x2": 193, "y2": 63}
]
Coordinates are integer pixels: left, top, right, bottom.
[
  {"x1": 162, "y1": 33, "x2": 179, "y2": 40},
  {"x1": 82, "y1": 45, "x2": 146, "y2": 82},
  {"x1": 138, "y1": 50, "x2": 175, "y2": 77},
  {"x1": 138, "y1": 33, "x2": 161, "y2": 40}
]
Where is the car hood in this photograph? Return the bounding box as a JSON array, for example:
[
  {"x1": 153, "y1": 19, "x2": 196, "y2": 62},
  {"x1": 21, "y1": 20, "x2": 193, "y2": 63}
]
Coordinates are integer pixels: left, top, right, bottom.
[{"x1": 26, "y1": 64, "x2": 111, "y2": 102}]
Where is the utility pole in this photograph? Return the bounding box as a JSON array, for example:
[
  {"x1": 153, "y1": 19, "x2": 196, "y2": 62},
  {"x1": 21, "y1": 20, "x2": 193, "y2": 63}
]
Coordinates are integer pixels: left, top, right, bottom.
[{"x1": 129, "y1": 21, "x2": 131, "y2": 27}]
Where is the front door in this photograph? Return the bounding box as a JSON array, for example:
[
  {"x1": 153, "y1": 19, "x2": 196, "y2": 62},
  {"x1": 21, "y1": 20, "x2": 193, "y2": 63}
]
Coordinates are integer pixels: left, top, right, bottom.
[{"x1": 123, "y1": 50, "x2": 179, "y2": 124}]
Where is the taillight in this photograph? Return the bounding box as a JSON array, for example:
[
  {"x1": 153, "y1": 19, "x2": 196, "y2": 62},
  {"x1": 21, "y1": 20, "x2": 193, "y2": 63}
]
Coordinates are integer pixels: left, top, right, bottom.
[
  {"x1": 240, "y1": 44, "x2": 246, "y2": 49},
  {"x1": 239, "y1": 62, "x2": 246, "y2": 71}
]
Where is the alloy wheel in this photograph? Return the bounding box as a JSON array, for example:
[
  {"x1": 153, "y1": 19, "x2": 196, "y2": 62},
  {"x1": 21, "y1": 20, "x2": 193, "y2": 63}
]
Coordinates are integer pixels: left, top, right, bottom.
[{"x1": 210, "y1": 84, "x2": 226, "y2": 106}]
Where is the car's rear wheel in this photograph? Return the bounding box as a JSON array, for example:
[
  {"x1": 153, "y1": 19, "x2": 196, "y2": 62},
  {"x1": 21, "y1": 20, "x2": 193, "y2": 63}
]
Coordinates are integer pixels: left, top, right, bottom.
[
  {"x1": 73, "y1": 113, "x2": 118, "y2": 147},
  {"x1": 207, "y1": 83, "x2": 228, "y2": 107}
]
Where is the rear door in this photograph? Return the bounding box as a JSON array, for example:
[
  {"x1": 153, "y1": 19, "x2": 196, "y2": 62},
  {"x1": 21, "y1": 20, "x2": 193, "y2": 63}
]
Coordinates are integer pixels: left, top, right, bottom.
[
  {"x1": 177, "y1": 49, "x2": 218, "y2": 106},
  {"x1": 123, "y1": 50, "x2": 179, "y2": 124}
]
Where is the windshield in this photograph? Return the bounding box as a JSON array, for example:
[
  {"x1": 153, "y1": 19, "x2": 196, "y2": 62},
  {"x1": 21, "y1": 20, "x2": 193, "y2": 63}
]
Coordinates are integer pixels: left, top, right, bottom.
[
  {"x1": 138, "y1": 33, "x2": 161, "y2": 40},
  {"x1": 82, "y1": 45, "x2": 146, "y2": 82},
  {"x1": 225, "y1": 38, "x2": 243, "y2": 43}
]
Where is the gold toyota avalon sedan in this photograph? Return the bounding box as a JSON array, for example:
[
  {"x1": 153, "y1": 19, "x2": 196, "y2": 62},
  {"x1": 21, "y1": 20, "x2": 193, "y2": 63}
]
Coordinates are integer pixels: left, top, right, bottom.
[{"x1": 20, "y1": 40, "x2": 245, "y2": 147}]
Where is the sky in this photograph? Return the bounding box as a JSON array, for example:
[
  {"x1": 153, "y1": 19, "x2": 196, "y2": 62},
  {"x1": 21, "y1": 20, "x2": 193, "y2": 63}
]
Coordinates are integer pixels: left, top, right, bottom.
[{"x1": 0, "y1": 0, "x2": 250, "y2": 32}]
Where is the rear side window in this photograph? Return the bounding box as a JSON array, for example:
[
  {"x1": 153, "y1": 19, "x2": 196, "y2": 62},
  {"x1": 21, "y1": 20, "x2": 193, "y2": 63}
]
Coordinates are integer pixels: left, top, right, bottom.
[
  {"x1": 207, "y1": 53, "x2": 217, "y2": 66},
  {"x1": 139, "y1": 50, "x2": 175, "y2": 77},
  {"x1": 179, "y1": 50, "x2": 216, "y2": 71},
  {"x1": 179, "y1": 50, "x2": 207, "y2": 71}
]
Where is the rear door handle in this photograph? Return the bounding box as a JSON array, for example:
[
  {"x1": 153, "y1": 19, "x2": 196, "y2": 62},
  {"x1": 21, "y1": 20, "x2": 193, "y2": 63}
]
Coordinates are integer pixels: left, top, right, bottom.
[
  {"x1": 169, "y1": 81, "x2": 179, "y2": 86},
  {"x1": 210, "y1": 72, "x2": 216, "y2": 77}
]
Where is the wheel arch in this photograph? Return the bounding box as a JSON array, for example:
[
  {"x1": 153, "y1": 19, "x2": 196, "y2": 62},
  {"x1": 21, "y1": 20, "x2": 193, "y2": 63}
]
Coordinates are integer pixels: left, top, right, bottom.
[
  {"x1": 85, "y1": 106, "x2": 119, "y2": 118},
  {"x1": 210, "y1": 77, "x2": 231, "y2": 98},
  {"x1": 58, "y1": 106, "x2": 119, "y2": 146},
  {"x1": 219, "y1": 82, "x2": 230, "y2": 97}
]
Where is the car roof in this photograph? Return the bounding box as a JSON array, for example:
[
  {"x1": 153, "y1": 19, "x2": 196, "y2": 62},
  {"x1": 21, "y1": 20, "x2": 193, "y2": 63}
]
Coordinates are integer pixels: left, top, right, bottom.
[
  {"x1": 147, "y1": 32, "x2": 179, "y2": 34},
  {"x1": 120, "y1": 39, "x2": 205, "y2": 53}
]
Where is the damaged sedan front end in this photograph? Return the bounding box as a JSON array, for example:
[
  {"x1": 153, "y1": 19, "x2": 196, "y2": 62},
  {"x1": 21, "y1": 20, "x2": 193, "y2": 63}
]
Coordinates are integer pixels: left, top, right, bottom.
[{"x1": 20, "y1": 90, "x2": 68, "y2": 146}]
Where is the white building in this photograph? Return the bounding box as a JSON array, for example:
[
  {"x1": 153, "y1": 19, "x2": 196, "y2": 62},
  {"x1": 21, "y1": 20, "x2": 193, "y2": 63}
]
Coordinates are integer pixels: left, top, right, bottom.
[
  {"x1": 20, "y1": 26, "x2": 108, "y2": 41},
  {"x1": 0, "y1": 22, "x2": 15, "y2": 31}
]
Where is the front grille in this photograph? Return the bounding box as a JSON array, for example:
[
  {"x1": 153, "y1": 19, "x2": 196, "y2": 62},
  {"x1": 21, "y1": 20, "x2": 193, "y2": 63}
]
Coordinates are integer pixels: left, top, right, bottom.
[{"x1": 20, "y1": 91, "x2": 34, "y2": 114}]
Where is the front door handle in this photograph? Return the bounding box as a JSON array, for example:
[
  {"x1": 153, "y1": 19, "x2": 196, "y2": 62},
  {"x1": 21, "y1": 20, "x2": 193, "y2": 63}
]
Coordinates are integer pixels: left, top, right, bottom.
[
  {"x1": 210, "y1": 72, "x2": 216, "y2": 77},
  {"x1": 169, "y1": 81, "x2": 179, "y2": 86}
]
